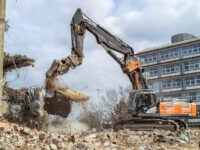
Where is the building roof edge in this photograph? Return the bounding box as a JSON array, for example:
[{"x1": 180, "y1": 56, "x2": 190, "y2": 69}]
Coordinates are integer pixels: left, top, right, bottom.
[{"x1": 136, "y1": 37, "x2": 200, "y2": 55}]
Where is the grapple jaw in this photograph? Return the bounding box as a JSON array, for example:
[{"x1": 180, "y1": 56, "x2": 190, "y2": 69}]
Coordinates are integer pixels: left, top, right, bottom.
[{"x1": 44, "y1": 88, "x2": 89, "y2": 118}]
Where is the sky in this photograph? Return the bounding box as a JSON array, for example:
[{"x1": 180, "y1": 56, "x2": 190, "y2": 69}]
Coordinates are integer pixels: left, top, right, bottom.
[{"x1": 5, "y1": 0, "x2": 200, "y2": 106}]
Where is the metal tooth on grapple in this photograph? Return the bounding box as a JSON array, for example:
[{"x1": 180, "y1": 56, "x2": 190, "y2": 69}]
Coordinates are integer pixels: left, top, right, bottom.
[{"x1": 44, "y1": 88, "x2": 89, "y2": 118}]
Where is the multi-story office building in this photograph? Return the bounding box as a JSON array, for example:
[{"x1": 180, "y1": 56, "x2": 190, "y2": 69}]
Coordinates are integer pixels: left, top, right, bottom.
[{"x1": 136, "y1": 33, "x2": 200, "y2": 102}]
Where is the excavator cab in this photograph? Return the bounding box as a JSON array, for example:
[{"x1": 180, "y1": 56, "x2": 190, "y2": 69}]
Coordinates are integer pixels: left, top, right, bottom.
[{"x1": 129, "y1": 90, "x2": 157, "y2": 115}]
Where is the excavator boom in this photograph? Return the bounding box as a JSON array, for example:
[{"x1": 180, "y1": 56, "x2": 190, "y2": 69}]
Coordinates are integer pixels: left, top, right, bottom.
[
  {"x1": 71, "y1": 9, "x2": 147, "y2": 90},
  {"x1": 50, "y1": 8, "x2": 147, "y2": 90}
]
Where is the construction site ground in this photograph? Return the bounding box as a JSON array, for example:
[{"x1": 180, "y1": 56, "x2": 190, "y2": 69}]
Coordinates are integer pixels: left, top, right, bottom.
[{"x1": 0, "y1": 115, "x2": 199, "y2": 150}]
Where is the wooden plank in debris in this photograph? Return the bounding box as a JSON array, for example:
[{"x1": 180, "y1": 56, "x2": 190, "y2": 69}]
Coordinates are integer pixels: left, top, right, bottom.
[{"x1": 55, "y1": 88, "x2": 89, "y2": 102}]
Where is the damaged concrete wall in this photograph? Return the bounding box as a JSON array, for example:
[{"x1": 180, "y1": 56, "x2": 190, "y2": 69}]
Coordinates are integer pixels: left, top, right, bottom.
[
  {"x1": 4, "y1": 87, "x2": 49, "y2": 130},
  {"x1": 0, "y1": 53, "x2": 34, "y2": 116}
]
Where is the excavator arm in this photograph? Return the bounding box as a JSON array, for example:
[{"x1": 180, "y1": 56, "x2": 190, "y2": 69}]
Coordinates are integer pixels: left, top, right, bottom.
[{"x1": 45, "y1": 8, "x2": 147, "y2": 95}]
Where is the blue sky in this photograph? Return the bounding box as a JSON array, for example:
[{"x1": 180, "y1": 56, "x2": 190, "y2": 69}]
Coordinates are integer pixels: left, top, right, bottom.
[{"x1": 5, "y1": 0, "x2": 200, "y2": 105}]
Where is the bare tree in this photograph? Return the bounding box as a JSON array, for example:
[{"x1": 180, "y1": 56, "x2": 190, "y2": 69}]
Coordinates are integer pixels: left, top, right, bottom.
[
  {"x1": 77, "y1": 99, "x2": 104, "y2": 129},
  {"x1": 79, "y1": 86, "x2": 130, "y2": 129},
  {"x1": 101, "y1": 86, "x2": 130, "y2": 121},
  {"x1": 79, "y1": 109, "x2": 102, "y2": 129},
  {"x1": 114, "y1": 99, "x2": 129, "y2": 121}
]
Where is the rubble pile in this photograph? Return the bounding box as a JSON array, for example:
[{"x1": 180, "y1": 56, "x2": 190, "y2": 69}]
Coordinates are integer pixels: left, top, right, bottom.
[
  {"x1": 0, "y1": 115, "x2": 199, "y2": 150},
  {"x1": 3, "y1": 87, "x2": 49, "y2": 130},
  {"x1": 4, "y1": 86, "x2": 27, "y2": 103}
]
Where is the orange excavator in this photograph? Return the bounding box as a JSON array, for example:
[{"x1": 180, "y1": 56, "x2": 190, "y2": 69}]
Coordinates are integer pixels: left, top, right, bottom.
[{"x1": 44, "y1": 8, "x2": 197, "y2": 131}]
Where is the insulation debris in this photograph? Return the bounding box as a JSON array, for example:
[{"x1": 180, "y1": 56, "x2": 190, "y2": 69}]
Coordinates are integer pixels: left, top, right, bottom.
[
  {"x1": 56, "y1": 88, "x2": 89, "y2": 102},
  {"x1": 4, "y1": 53, "x2": 35, "y2": 72}
]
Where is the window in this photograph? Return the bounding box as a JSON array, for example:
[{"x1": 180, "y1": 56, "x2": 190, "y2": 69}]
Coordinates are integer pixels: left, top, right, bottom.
[
  {"x1": 196, "y1": 79, "x2": 200, "y2": 84},
  {"x1": 184, "y1": 65, "x2": 189, "y2": 70},
  {"x1": 161, "y1": 64, "x2": 180, "y2": 75},
  {"x1": 185, "y1": 75, "x2": 200, "y2": 87},
  {"x1": 160, "y1": 49, "x2": 179, "y2": 61},
  {"x1": 194, "y1": 49, "x2": 198, "y2": 53},
  {"x1": 148, "y1": 83, "x2": 153, "y2": 90},
  {"x1": 182, "y1": 43, "x2": 200, "y2": 56},
  {"x1": 161, "y1": 93, "x2": 182, "y2": 100},
  {"x1": 148, "y1": 81, "x2": 159, "y2": 91},
  {"x1": 145, "y1": 67, "x2": 158, "y2": 77},
  {"x1": 184, "y1": 59, "x2": 200, "y2": 72},
  {"x1": 190, "y1": 64, "x2": 195, "y2": 69},
  {"x1": 196, "y1": 75, "x2": 200, "y2": 84},
  {"x1": 186, "y1": 92, "x2": 198, "y2": 102},
  {"x1": 183, "y1": 50, "x2": 187, "y2": 55},
  {"x1": 162, "y1": 78, "x2": 182, "y2": 89},
  {"x1": 140, "y1": 53, "x2": 157, "y2": 64},
  {"x1": 197, "y1": 95, "x2": 200, "y2": 101}
]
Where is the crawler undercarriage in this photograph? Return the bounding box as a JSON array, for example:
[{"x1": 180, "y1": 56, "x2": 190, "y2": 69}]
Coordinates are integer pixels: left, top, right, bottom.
[{"x1": 114, "y1": 115, "x2": 188, "y2": 131}]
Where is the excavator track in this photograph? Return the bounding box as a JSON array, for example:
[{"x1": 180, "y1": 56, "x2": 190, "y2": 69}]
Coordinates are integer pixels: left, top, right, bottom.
[{"x1": 113, "y1": 118, "x2": 187, "y2": 131}]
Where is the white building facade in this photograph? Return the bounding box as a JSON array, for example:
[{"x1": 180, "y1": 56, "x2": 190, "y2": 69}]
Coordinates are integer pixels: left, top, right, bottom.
[{"x1": 136, "y1": 33, "x2": 200, "y2": 102}]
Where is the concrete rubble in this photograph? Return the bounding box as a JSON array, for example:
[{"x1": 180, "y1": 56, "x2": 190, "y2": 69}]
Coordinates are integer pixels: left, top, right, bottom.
[
  {"x1": 0, "y1": 115, "x2": 199, "y2": 150},
  {"x1": 3, "y1": 87, "x2": 49, "y2": 130}
]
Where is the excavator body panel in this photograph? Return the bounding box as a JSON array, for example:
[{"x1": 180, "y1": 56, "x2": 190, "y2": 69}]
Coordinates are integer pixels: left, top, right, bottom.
[
  {"x1": 159, "y1": 101, "x2": 196, "y2": 117},
  {"x1": 129, "y1": 90, "x2": 197, "y2": 117}
]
